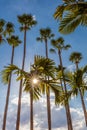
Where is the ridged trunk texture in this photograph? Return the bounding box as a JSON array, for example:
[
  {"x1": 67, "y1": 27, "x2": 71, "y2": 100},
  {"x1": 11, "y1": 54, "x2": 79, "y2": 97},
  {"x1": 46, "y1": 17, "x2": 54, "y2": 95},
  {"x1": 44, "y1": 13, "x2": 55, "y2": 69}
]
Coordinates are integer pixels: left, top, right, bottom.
[
  {"x1": 16, "y1": 29, "x2": 26, "y2": 130},
  {"x1": 2, "y1": 46, "x2": 15, "y2": 130}
]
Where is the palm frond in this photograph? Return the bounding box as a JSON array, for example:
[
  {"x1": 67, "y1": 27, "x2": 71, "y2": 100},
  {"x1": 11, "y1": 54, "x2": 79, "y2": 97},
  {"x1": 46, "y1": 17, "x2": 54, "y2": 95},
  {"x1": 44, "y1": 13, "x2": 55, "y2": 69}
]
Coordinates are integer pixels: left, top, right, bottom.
[
  {"x1": 54, "y1": 5, "x2": 65, "y2": 20},
  {"x1": 36, "y1": 37, "x2": 43, "y2": 42},
  {"x1": 1, "y1": 64, "x2": 27, "y2": 84},
  {"x1": 50, "y1": 48, "x2": 56, "y2": 54},
  {"x1": 59, "y1": 12, "x2": 81, "y2": 34}
]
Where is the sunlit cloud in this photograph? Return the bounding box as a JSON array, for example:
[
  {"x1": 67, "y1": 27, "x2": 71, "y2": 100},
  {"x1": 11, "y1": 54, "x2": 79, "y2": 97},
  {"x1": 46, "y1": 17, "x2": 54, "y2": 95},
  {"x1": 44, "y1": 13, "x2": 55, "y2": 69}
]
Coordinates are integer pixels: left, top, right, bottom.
[{"x1": 3, "y1": 93, "x2": 85, "y2": 130}]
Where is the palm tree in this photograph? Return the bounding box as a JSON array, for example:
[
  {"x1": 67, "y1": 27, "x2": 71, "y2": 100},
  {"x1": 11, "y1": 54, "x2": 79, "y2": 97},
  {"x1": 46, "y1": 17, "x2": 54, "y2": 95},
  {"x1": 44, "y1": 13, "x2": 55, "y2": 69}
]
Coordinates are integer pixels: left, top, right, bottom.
[
  {"x1": 69, "y1": 52, "x2": 87, "y2": 126},
  {"x1": 54, "y1": 0, "x2": 87, "y2": 34},
  {"x1": 0, "y1": 19, "x2": 6, "y2": 44},
  {"x1": 2, "y1": 22, "x2": 15, "y2": 130},
  {"x1": 1, "y1": 56, "x2": 61, "y2": 130},
  {"x1": 25, "y1": 55, "x2": 60, "y2": 130},
  {"x1": 1, "y1": 64, "x2": 40, "y2": 130},
  {"x1": 36, "y1": 28, "x2": 54, "y2": 130},
  {"x1": 36, "y1": 27, "x2": 54, "y2": 58},
  {"x1": 50, "y1": 37, "x2": 73, "y2": 130},
  {"x1": 2, "y1": 35, "x2": 21, "y2": 130},
  {"x1": 16, "y1": 13, "x2": 37, "y2": 130}
]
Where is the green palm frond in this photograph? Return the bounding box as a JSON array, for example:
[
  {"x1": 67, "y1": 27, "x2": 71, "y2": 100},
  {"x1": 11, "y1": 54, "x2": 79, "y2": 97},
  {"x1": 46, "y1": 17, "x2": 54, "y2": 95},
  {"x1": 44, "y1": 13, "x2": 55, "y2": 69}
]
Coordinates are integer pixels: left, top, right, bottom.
[
  {"x1": 1, "y1": 64, "x2": 27, "y2": 84},
  {"x1": 64, "y1": 66, "x2": 87, "y2": 97},
  {"x1": 54, "y1": 5, "x2": 65, "y2": 20},
  {"x1": 32, "y1": 55, "x2": 56, "y2": 78},
  {"x1": 0, "y1": 19, "x2": 6, "y2": 33},
  {"x1": 0, "y1": 35, "x2": 6, "y2": 44},
  {"x1": 17, "y1": 14, "x2": 37, "y2": 31},
  {"x1": 69, "y1": 52, "x2": 83, "y2": 64},
  {"x1": 37, "y1": 27, "x2": 54, "y2": 43},
  {"x1": 54, "y1": 0, "x2": 78, "y2": 20},
  {"x1": 33, "y1": 87, "x2": 41, "y2": 100},
  {"x1": 51, "y1": 37, "x2": 70, "y2": 52},
  {"x1": 64, "y1": 0, "x2": 77, "y2": 4},
  {"x1": 54, "y1": 1, "x2": 87, "y2": 34},
  {"x1": 83, "y1": 65, "x2": 87, "y2": 73},
  {"x1": 55, "y1": 90, "x2": 72, "y2": 106},
  {"x1": 7, "y1": 35, "x2": 21, "y2": 47},
  {"x1": 4, "y1": 22, "x2": 15, "y2": 36},
  {"x1": 24, "y1": 83, "x2": 41, "y2": 101},
  {"x1": 64, "y1": 44, "x2": 71, "y2": 50},
  {"x1": 59, "y1": 12, "x2": 81, "y2": 34},
  {"x1": 1, "y1": 64, "x2": 18, "y2": 84},
  {"x1": 36, "y1": 37, "x2": 43, "y2": 42},
  {"x1": 50, "y1": 48, "x2": 56, "y2": 54}
]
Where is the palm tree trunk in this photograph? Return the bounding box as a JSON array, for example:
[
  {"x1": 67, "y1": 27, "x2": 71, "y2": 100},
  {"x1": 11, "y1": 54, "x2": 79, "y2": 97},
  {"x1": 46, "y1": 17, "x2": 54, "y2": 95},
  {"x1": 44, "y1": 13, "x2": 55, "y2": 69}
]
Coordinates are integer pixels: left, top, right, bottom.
[
  {"x1": 46, "y1": 87, "x2": 51, "y2": 130},
  {"x1": 58, "y1": 50, "x2": 73, "y2": 130},
  {"x1": 45, "y1": 39, "x2": 48, "y2": 58},
  {"x1": 79, "y1": 88, "x2": 87, "y2": 126},
  {"x1": 16, "y1": 29, "x2": 26, "y2": 130},
  {"x1": 2, "y1": 46, "x2": 15, "y2": 130},
  {"x1": 45, "y1": 39, "x2": 51, "y2": 130},
  {"x1": 30, "y1": 90, "x2": 33, "y2": 130},
  {"x1": 76, "y1": 63, "x2": 87, "y2": 127}
]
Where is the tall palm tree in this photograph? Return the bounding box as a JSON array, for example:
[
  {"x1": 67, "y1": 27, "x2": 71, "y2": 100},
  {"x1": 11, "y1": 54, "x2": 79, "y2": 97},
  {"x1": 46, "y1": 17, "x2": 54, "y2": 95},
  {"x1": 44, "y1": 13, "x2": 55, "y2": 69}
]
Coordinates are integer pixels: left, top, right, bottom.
[
  {"x1": 50, "y1": 37, "x2": 73, "y2": 130},
  {"x1": 54, "y1": 0, "x2": 87, "y2": 34},
  {"x1": 36, "y1": 28, "x2": 54, "y2": 130},
  {"x1": 25, "y1": 56, "x2": 60, "y2": 130},
  {"x1": 1, "y1": 64, "x2": 41, "y2": 130},
  {"x1": 2, "y1": 35, "x2": 21, "y2": 130},
  {"x1": 69, "y1": 52, "x2": 87, "y2": 126},
  {"x1": 0, "y1": 19, "x2": 6, "y2": 44},
  {"x1": 16, "y1": 13, "x2": 37, "y2": 130},
  {"x1": 1, "y1": 56, "x2": 61, "y2": 130},
  {"x1": 2, "y1": 22, "x2": 15, "y2": 130},
  {"x1": 36, "y1": 27, "x2": 54, "y2": 58}
]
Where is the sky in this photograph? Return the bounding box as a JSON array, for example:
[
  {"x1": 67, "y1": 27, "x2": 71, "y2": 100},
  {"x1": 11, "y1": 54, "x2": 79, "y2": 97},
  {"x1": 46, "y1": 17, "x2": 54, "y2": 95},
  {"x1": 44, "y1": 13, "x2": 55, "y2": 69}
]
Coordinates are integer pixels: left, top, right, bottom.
[{"x1": 0, "y1": 0, "x2": 87, "y2": 130}]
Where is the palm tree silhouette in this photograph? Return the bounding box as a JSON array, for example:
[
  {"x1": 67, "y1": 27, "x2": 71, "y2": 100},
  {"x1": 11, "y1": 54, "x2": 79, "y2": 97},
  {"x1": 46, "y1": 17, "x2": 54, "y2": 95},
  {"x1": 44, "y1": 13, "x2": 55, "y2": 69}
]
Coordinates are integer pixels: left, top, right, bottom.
[
  {"x1": 16, "y1": 13, "x2": 37, "y2": 130},
  {"x1": 69, "y1": 52, "x2": 87, "y2": 126},
  {"x1": 36, "y1": 28, "x2": 54, "y2": 130},
  {"x1": 2, "y1": 35, "x2": 21, "y2": 130},
  {"x1": 2, "y1": 22, "x2": 15, "y2": 130},
  {"x1": 50, "y1": 37, "x2": 73, "y2": 130}
]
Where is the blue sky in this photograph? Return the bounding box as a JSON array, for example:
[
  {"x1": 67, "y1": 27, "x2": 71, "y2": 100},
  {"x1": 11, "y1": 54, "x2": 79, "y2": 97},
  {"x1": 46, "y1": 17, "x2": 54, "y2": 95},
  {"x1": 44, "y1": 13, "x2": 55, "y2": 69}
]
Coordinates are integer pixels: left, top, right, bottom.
[{"x1": 0, "y1": 0, "x2": 87, "y2": 130}]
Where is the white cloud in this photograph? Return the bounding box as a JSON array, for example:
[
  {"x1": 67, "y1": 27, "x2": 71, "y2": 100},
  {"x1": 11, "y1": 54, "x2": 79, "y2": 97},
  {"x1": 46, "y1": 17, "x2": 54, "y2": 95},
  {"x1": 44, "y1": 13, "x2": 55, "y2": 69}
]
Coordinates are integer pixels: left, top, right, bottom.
[
  {"x1": 11, "y1": 94, "x2": 30, "y2": 105},
  {"x1": 1, "y1": 93, "x2": 87, "y2": 130}
]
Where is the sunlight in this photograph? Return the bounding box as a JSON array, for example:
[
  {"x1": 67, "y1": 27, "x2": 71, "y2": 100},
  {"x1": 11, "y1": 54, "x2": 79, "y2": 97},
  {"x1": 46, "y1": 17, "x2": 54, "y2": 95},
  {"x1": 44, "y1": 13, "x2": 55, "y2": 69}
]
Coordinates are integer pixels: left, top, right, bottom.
[{"x1": 32, "y1": 78, "x2": 38, "y2": 84}]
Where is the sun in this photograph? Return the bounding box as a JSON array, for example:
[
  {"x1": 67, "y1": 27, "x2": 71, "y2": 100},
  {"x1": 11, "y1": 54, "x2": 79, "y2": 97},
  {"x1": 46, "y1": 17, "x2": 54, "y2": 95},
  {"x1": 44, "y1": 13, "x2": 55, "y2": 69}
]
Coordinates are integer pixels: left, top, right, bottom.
[{"x1": 32, "y1": 78, "x2": 38, "y2": 84}]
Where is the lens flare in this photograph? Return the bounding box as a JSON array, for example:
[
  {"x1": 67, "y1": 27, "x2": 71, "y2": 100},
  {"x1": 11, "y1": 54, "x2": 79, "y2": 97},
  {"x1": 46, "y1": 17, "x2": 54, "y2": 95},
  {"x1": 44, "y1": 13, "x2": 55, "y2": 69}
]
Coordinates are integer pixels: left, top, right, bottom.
[{"x1": 33, "y1": 78, "x2": 38, "y2": 84}]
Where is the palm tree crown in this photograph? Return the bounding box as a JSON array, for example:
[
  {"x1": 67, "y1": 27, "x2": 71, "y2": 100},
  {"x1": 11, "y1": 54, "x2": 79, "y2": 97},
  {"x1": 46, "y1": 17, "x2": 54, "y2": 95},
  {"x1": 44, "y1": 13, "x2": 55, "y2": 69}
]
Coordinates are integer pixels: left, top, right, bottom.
[
  {"x1": 0, "y1": 19, "x2": 6, "y2": 44},
  {"x1": 37, "y1": 27, "x2": 54, "y2": 58},
  {"x1": 51, "y1": 37, "x2": 71, "y2": 53},
  {"x1": 69, "y1": 52, "x2": 82, "y2": 69},
  {"x1": 7, "y1": 35, "x2": 21, "y2": 47},
  {"x1": 4, "y1": 22, "x2": 14, "y2": 36},
  {"x1": 36, "y1": 28, "x2": 54, "y2": 42},
  {"x1": 54, "y1": 0, "x2": 87, "y2": 34},
  {"x1": 17, "y1": 14, "x2": 37, "y2": 31}
]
